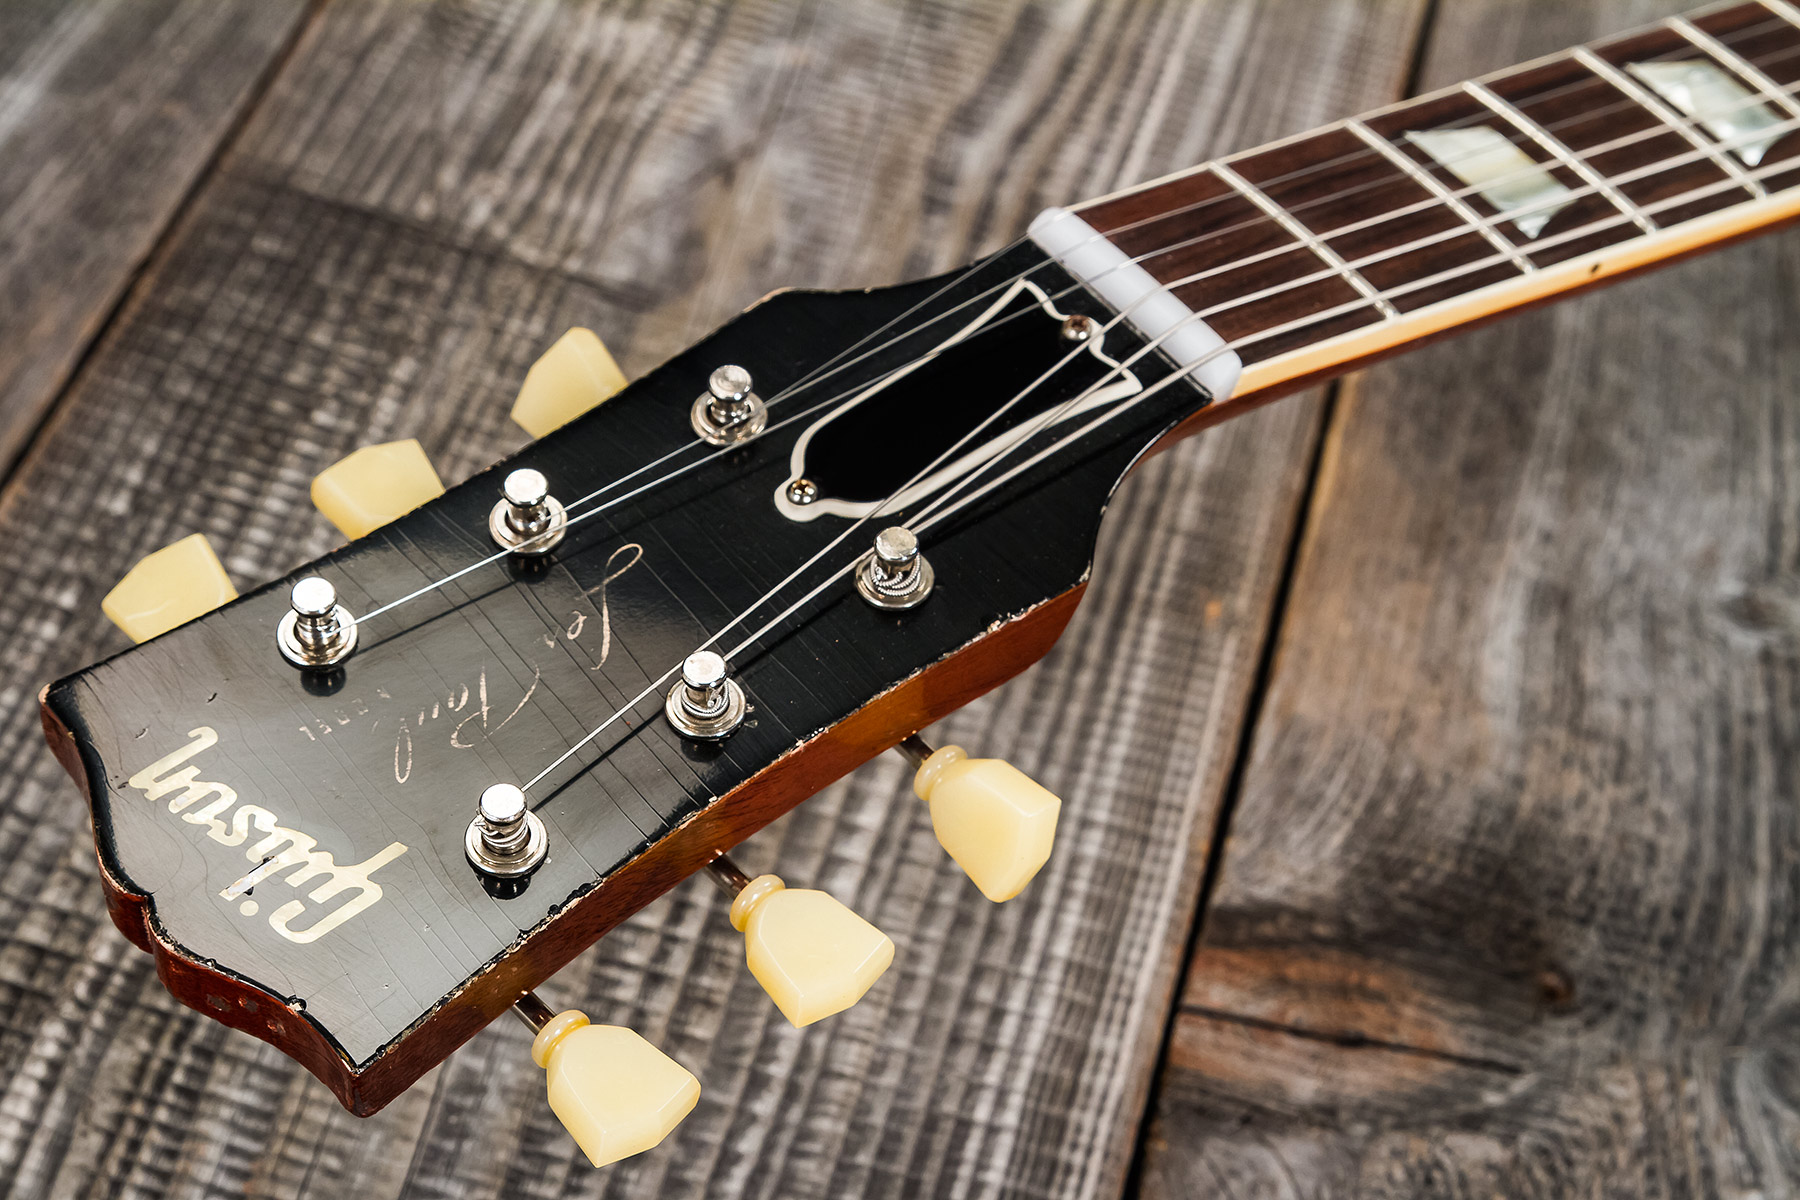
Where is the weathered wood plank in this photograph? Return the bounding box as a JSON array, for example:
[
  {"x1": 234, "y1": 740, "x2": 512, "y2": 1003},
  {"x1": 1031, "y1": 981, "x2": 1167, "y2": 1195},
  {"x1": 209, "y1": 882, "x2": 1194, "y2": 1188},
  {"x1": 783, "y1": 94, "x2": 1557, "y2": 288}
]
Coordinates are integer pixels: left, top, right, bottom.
[
  {"x1": 0, "y1": 0, "x2": 1432, "y2": 1196},
  {"x1": 0, "y1": 0, "x2": 311, "y2": 476},
  {"x1": 1140, "y1": 0, "x2": 1800, "y2": 1195}
]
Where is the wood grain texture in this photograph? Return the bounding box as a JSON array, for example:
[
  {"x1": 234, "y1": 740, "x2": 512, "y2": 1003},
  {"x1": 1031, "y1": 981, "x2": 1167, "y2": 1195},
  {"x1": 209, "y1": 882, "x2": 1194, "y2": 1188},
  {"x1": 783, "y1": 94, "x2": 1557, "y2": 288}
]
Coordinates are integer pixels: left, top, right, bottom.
[
  {"x1": 1140, "y1": 1, "x2": 1800, "y2": 1196},
  {"x1": 0, "y1": 1, "x2": 1428, "y2": 1197},
  {"x1": 0, "y1": 0, "x2": 311, "y2": 474}
]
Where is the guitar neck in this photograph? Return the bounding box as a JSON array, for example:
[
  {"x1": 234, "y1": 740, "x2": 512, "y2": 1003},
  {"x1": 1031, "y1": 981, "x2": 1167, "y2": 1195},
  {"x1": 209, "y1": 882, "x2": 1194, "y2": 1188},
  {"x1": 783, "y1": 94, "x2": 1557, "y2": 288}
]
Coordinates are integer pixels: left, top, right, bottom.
[{"x1": 1067, "y1": 0, "x2": 1800, "y2": 425}]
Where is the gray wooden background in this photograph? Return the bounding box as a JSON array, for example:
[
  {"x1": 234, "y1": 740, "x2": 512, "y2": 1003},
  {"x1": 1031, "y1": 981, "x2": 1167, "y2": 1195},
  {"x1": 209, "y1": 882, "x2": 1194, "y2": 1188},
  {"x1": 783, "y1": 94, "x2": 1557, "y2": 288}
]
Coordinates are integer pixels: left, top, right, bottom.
[{"x1": 0, "y1": 0, "x2": 1794, "y2": 1197}]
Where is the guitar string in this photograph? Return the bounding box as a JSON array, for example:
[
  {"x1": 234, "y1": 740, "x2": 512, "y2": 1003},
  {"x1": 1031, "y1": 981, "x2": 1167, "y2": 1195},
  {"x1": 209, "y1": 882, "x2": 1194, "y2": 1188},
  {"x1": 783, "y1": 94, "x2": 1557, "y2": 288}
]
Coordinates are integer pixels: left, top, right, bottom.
[
  {"x1": 668, "y1": 9, "x2": 1800, "y2": 439},
  {"x1": 517, "y1": 294, "x2": 1163, "y2": 793},
  {"x1": 390, "y1": 57, "x2": 1800, "y2": 633},
  {"x1": 910, "y1": 97, "x2": 1800, "y2": 530},
  {"x1": 358, "y1": 17, "x2": 1800, "y2": 629},
  {"x1": 364, "y1": 97, "x2": 1800, "y2": 635},
  {"x1": 697, "y1": 127, "x2": 1800, "y2": 753},
  {"x1": 538, "y1": 13, "x2": 1800, "y2": 511},
  {"x1": 742, "y1": 120, "x2": 1800, "y2": 652},
  {"x1": 367, "y1": 74, "x2": 1800, "y2": 637},
  {"x1": 519, "y1": 129, "x2": 1800, "y2": 797},
  {"x1": 742, "y1": 101, "x2": 1795, "y2": 576}
]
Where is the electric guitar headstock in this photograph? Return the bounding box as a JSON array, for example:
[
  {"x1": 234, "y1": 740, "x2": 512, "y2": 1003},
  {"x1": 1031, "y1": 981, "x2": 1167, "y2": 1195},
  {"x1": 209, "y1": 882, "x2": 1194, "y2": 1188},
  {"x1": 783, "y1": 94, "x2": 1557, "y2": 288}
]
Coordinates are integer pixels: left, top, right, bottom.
[
  {"x1": 42, "y1": 242, "x2": 1199, "y2": 1165},
  {"x1": 42, "y1": 0, "x2": 1800, "y2": 1167}
]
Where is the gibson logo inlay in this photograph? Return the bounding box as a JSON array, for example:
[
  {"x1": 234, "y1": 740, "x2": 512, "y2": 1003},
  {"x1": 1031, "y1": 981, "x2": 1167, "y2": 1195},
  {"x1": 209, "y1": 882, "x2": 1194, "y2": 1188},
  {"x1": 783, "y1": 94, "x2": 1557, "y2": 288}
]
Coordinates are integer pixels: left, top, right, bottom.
[{"x1": 127, "y1": 727, "x2": 407, "y2": 944}]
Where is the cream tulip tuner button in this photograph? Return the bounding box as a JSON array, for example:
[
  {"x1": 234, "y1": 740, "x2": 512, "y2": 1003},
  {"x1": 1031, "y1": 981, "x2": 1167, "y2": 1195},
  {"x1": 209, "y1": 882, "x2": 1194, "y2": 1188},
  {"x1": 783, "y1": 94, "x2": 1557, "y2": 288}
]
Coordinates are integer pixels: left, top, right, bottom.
[
  {"x1": 521, "y1": 1000, "x2": 700, "y2": 1168},
  {"x1": 310, "y1": 439, "x2": 445, "y2": 539},
  {"x1": 903, "y1": 736, "x2": 1061, "y2": 902},
  {"x1": 101, "y1": 533, "x2": 238, "y2": 643},
  {"x1": 511, "y1": 327, "x2": 628, "y2": 438},
  {"x1": 707, "y1": 857, "x2": 894, "y2": 1027}
]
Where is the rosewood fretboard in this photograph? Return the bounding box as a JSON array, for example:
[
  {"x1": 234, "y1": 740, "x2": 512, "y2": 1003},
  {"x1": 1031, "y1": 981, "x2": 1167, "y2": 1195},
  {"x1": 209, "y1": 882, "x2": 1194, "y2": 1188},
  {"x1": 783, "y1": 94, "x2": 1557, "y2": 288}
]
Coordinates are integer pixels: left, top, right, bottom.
[{"x1": 1077, "y1": 0, "x2": 1800, "y2": 409}]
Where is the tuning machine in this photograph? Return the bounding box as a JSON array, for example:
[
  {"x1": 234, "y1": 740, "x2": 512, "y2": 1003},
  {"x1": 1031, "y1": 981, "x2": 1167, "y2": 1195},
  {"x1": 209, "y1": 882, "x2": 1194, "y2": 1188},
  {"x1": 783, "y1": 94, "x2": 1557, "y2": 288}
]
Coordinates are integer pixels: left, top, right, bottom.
[
  {"x1": 311, "y1": 439, "x2": 445, "y2": 539},
  {"x1": 513, "y1": 991, "x2": 700, "y2": 1168},
  {"x1": 705, "y1": 853, "x2": 894, "y2": 1026},
  {"x1": 276, "y1": 576, "x2": 358, "y2": 670},
  {"x1": 665, "y1": 650, "x2": 747, "y2": 739},
  {"x1": 690, "y1": 364, "x2": 767, "y2": 445},
  {"x1": 465, "y1": 783, "x2": 548, "y2": 878},
  {"x1": 489, "y1": 467, "x2": 568, "y2": 555},
  {"x1": 856, "y1": 526, "x2": 934, "y2": 609},
  {"x1": 101, "y1": 533, "x2": 238, "y2": 643},
  {"x1": 511, "y1": 327, "x2": 629, "y2": 438},
  {"x1": 499, "y1": 847, "x2": 889, "y2": 1165},
  {"x1": 896, "y1": 734, "x2": 1061, "y2": 902}
]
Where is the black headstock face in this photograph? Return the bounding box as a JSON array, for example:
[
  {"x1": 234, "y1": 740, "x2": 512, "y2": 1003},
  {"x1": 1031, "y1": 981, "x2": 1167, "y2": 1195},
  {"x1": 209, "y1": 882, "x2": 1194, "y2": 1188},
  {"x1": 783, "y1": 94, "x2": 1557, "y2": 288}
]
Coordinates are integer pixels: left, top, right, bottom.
[{"x1": 43, "y1": 244, "x2": 1210, "y2": 1094}]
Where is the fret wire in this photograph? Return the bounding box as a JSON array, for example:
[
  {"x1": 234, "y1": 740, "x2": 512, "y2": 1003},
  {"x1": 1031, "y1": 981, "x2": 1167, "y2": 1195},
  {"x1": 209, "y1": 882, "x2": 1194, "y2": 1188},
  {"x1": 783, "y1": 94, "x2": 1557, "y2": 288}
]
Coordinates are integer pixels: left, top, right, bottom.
[
  {"x1": 1084, "y1": 7, "x2": 1793, "y2": 272},
  {"x1": 1764, "y1": 0, "x2": 1800, "y2": 32},
  {"x1": 1571, "y1": 45, "x2": 1768, "y2": 198},
  {"x1": 343, "y1": 14, "x2": 1800, "y2": 650},
  {"x1": 1210, "y1": 161, "x2": 1402, "y2": 320},
  {"x1": 987, "y1": 119, "x2": 1800, "y2": 538},
  {"x1": 911, "y1": 146, "x2": 1800, "y2": 553},
  {"x1": 1082, "y1": 45, "x2": 1800, "y2": 362},
  {"x1": 1163, "y1": 133, "x2": 1749, "y2": 341},
  {"x1": 1281, "y1": 111, "x2": 1800, "y2": 329},
  {"x1": 1154, "y1": 86, "x2": 1800, "y2": 320},
  {"x1": 1343, "y1": 118, "x2": 1537, "y2": 273},
  {"x1": 1464, "y1": 80, "x2": 1660, "y2": 234},
  {"x1": 758, "y1": 156, "x2": 1800, "y2": 728},
  {"x1": 368, "y1": 72, "x2": 1800, "y2": 634},
  {"x1": 1229, "y1": 144, "x2": 1795, "y2": 359},
  {"x1": 544, "y1": 137, "x2": 1800, "y2": 795},
  {"x1": 1669, "y1": 15, "x2": 1800, "y2": 119},
  {"x1": 1084, "y1": 16, "x2": 1797, "y2": 281},
  {"x1": 1173, "y1": 119, "x2": 1799, "y2": 367},
  {"x1": 1163, "y1": 186, "x2": 1547, "y2": 320},
  {"x1": 1263, "y1": 85, "x2": 1792, "y2": 282}
]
